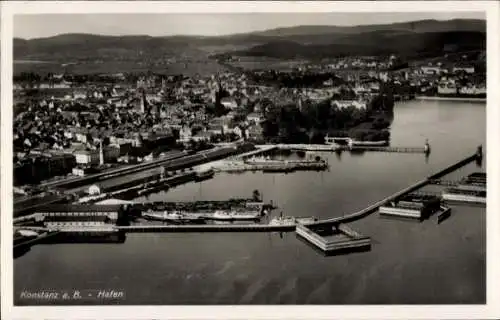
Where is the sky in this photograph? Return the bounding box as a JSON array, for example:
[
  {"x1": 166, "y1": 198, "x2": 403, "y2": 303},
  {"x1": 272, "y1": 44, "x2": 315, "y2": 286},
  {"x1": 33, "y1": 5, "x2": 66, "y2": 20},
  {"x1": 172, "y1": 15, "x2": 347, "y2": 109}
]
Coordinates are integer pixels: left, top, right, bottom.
[{"x1": 14, "y1": 12, "x2": 485, "y2": 39}]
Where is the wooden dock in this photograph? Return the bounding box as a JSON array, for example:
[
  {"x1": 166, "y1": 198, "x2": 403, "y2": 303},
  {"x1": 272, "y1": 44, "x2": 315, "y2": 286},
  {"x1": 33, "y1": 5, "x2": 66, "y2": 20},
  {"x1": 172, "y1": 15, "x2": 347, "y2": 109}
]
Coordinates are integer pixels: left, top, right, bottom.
[
  {"x1": 341, "y1": 146, "x2": 429, "y2": 154},
  {"x1": 237, "y1": 145, "x2": 278, "y2": 159},
  {"x1": 276, "y1": 144, "x2": 337, "y2": 152}
]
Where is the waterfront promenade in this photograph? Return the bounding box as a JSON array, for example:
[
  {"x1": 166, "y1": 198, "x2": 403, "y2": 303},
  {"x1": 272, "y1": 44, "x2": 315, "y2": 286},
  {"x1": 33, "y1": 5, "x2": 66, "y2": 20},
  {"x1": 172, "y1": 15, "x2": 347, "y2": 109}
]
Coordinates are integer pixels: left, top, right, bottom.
[{"x1": 415, "y1": 96, "x2": 486, "y2": 103}]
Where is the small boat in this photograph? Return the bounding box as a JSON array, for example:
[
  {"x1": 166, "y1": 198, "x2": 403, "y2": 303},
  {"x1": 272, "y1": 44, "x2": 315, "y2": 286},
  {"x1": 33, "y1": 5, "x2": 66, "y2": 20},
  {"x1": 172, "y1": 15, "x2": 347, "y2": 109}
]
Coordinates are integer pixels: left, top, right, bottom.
[
  {"x1": 207, "y1": 210, "x2": 260, "y2": 221},
  {"x1": 194, "y1": 169, "x2": 215, "y2": 182},
  {"x1": 17, "y1": 229, "x2": 40, "y2": 237}
]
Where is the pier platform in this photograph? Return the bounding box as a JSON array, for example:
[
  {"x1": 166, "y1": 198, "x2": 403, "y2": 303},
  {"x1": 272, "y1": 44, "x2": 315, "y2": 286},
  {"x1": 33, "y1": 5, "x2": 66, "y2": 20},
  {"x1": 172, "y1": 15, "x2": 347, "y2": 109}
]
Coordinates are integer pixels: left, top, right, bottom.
[{"x1": 296, "y1": 223, "x2": 371, "y2": 254}]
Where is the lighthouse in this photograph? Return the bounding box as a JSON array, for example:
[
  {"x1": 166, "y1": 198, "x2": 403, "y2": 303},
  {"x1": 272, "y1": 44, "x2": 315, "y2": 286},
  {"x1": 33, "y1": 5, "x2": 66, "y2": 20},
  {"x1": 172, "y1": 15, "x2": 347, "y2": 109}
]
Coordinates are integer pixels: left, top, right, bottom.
[{"x1": 424, "y1": 139, "x2": 431, "y2": 155}]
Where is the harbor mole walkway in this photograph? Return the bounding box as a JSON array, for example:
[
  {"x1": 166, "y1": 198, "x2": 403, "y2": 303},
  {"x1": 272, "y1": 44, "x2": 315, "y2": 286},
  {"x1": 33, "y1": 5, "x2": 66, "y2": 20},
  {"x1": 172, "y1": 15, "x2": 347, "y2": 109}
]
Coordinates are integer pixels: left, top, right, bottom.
[
  {"x1": 345, "y1": 146, "x2": 429, "y2": 154},
  {"x1": 306, "y1": 150, "x2": 481, "y2": 228},
  {"x1": 236, "y1": 145, "x2": 278, "y2": 159}
]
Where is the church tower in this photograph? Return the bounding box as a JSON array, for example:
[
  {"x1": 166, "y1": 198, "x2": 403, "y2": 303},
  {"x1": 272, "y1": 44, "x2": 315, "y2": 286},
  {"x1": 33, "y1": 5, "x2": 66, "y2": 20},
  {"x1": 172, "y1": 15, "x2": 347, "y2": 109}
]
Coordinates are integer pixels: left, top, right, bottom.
[
  {"x1": 99, "y1": 140, "x2": 104, "y2": 166},
  {"x1": 140, "y1": 89, "x2": 148, "y2": 114}
]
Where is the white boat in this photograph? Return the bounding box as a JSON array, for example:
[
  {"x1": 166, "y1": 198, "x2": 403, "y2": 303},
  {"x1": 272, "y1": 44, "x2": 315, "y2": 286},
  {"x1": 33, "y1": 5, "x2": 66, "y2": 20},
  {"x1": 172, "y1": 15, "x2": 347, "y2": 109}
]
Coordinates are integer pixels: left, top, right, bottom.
[
  {"x1": 269, "y1": 217, "x2": 297, "y2": 226},
  {"x1": 17, "y1": 229, "x2": 40, "y2": 237},
  {"x1": 208, "y1": 210, "x2": 260, "y2": 221},
  {"x1": 143, "y1": 211, "x2": 206, "y2": 223}
]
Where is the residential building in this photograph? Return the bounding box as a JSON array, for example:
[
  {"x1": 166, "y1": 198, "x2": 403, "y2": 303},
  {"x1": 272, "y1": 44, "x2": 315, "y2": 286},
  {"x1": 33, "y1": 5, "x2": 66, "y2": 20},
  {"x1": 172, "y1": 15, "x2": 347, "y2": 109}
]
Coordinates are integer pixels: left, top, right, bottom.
[{"x1": 74, "y1": 149, "x2": 100, "y2": 166}]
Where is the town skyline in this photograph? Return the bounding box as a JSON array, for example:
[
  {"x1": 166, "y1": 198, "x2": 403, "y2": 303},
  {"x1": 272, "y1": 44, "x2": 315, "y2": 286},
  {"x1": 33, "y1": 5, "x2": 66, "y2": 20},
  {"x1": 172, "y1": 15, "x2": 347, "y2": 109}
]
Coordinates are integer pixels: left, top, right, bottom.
[{"x1": 14, "y1": 12, "x2": 485, "y2": 39}]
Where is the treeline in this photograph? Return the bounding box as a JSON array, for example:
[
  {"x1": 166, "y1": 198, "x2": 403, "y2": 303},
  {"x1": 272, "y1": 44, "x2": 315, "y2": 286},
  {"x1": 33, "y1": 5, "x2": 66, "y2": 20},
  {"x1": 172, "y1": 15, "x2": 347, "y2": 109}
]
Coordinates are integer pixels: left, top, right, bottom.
[
  {"x1": 231, "y1": 31, "x2": 486, "y2": 61},
  {"x1": 247, "y1": 71, "x2": 346, "y2": 88},
  {"x1": 13, "y1": 71, "x2": 189, "y2": 85},
  {"x1": 261, "y1": 90, "x2": 395, "y2": 144}
]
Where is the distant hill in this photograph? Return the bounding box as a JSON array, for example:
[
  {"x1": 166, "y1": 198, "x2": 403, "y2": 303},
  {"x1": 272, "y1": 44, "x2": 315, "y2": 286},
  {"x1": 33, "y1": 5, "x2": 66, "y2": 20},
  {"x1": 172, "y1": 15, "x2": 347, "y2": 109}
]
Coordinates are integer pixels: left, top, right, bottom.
[
  {"x1": 232, "y1": 30, "x2": 486, "y2": 60},
  {"x1": 13, "y1": 19, "x2": 486, "y2": 66},
  {"x1": 247, "y1": 19, "x2": 486, "y2": 37}
]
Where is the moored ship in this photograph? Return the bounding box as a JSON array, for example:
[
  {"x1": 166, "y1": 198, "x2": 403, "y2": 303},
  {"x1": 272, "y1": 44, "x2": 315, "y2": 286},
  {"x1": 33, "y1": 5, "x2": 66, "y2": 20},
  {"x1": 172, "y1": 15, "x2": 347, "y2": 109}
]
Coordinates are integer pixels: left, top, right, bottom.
[
  {"x1": 142, "y1": 211, "x2": 206, "y2": 224},
  {"x1": 205, "y1": 210, "x2": 261, "y2": 221},
  {"x1": 269, "y1": 215, "x2": 317, "y2": 226},
  {"x1": 194, "y1": 168, "x2": 215, "y2": 182}
]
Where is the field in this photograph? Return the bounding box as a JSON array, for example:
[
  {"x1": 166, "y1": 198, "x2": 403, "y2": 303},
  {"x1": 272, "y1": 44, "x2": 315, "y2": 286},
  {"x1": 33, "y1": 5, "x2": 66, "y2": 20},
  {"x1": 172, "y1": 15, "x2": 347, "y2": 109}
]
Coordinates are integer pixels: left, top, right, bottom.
[
  {"x1": 14, "y1": 60, "x2": 230, "y2": 77},
  {"x1": 227, "y1": 57, "x2": 309, "y2": 71}
]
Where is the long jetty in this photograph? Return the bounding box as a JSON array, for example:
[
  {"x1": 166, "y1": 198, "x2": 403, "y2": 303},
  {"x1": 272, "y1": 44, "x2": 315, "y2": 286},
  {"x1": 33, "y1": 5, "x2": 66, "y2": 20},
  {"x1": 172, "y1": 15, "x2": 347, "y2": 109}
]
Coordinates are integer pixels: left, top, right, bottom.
[
  {"x1": 276, "y1": 144, "x2": 338, "y2": 152},
  {"x1": 306, "y1": 148, "x2": 482, "y2": 228},
  {"x1": 345, "y1": 146, "x2": 429, "y2": 154}
]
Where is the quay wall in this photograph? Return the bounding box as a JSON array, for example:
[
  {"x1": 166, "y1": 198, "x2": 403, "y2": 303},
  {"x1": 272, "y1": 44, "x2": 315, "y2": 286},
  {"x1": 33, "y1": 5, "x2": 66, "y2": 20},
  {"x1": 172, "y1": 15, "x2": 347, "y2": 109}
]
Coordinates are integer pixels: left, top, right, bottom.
[
  {"x1": 117, "y1": 224, "x2": 296, "y2": 233},
  {"x1": 47, "y1": 146, "x2": 240, "y2": 192},
  {"x1": 415, "y1": 96, "x2": 486, "y2": 103}
]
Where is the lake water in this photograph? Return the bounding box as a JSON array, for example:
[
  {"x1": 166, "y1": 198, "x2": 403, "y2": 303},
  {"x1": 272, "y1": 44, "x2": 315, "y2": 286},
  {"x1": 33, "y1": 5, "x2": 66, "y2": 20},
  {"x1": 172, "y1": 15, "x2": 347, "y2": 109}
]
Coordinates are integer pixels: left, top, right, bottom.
[{"x1": 14, "y1": 100, "x2": 486, "y2": 305}]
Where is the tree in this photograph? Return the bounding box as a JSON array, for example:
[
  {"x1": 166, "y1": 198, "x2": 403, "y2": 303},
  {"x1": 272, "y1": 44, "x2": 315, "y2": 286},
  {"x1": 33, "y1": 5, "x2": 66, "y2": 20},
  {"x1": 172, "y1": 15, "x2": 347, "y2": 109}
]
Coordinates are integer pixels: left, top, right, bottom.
[{"x1": 252, "y1": 189, "x2": 261, "y2": 202}]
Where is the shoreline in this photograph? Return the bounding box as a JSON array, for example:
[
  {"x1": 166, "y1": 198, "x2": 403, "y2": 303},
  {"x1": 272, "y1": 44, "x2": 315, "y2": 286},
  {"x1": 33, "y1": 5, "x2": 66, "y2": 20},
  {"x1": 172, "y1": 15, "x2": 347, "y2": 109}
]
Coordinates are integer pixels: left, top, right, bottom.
[{"x1": 414, "y1": 96, "x2": 486, "y2": 103}]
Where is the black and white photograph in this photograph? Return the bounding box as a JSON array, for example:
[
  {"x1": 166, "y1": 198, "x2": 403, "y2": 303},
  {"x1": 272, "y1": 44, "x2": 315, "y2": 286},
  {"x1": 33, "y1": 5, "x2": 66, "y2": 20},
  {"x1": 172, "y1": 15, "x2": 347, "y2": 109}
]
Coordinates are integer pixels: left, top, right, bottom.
[{"x1": 1, "y1": 1, "x2": 499, "y2": 319}]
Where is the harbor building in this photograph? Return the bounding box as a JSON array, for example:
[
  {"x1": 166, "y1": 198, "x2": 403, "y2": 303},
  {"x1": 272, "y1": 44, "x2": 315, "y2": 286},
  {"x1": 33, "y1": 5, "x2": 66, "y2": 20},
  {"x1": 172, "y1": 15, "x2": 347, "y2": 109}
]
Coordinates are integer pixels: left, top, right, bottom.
[
  {"x1": 379, "y1": 193, "x2": 442, "y2": 220},
  {"x1": 455, "y1": 172, "x2": 486, "y2": 192},
  {"x1": 34, "y1": 204, "x2": 129, "y2": 231},
  {"x1": 442, "y1": 188, "x2": 486, "y2": 205},
  {"x1": 441, "y1": 172, "x2": 486, "y2": 205}
]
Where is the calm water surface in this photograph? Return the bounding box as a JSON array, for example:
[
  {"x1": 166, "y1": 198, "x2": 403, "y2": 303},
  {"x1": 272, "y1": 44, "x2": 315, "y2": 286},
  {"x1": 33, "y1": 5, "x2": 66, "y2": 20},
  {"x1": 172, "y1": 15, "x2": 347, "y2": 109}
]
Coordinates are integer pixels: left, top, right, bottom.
[{"x1": 15, "y1": 100, "x2": 486, "y2": 304}]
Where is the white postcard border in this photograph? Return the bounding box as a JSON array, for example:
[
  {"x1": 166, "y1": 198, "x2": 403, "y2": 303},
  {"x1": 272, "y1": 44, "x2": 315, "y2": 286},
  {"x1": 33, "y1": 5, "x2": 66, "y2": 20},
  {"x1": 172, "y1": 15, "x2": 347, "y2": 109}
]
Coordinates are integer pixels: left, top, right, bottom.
[{"x1": 1, "y1": 1, "x2": 499, "y2": 319}]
